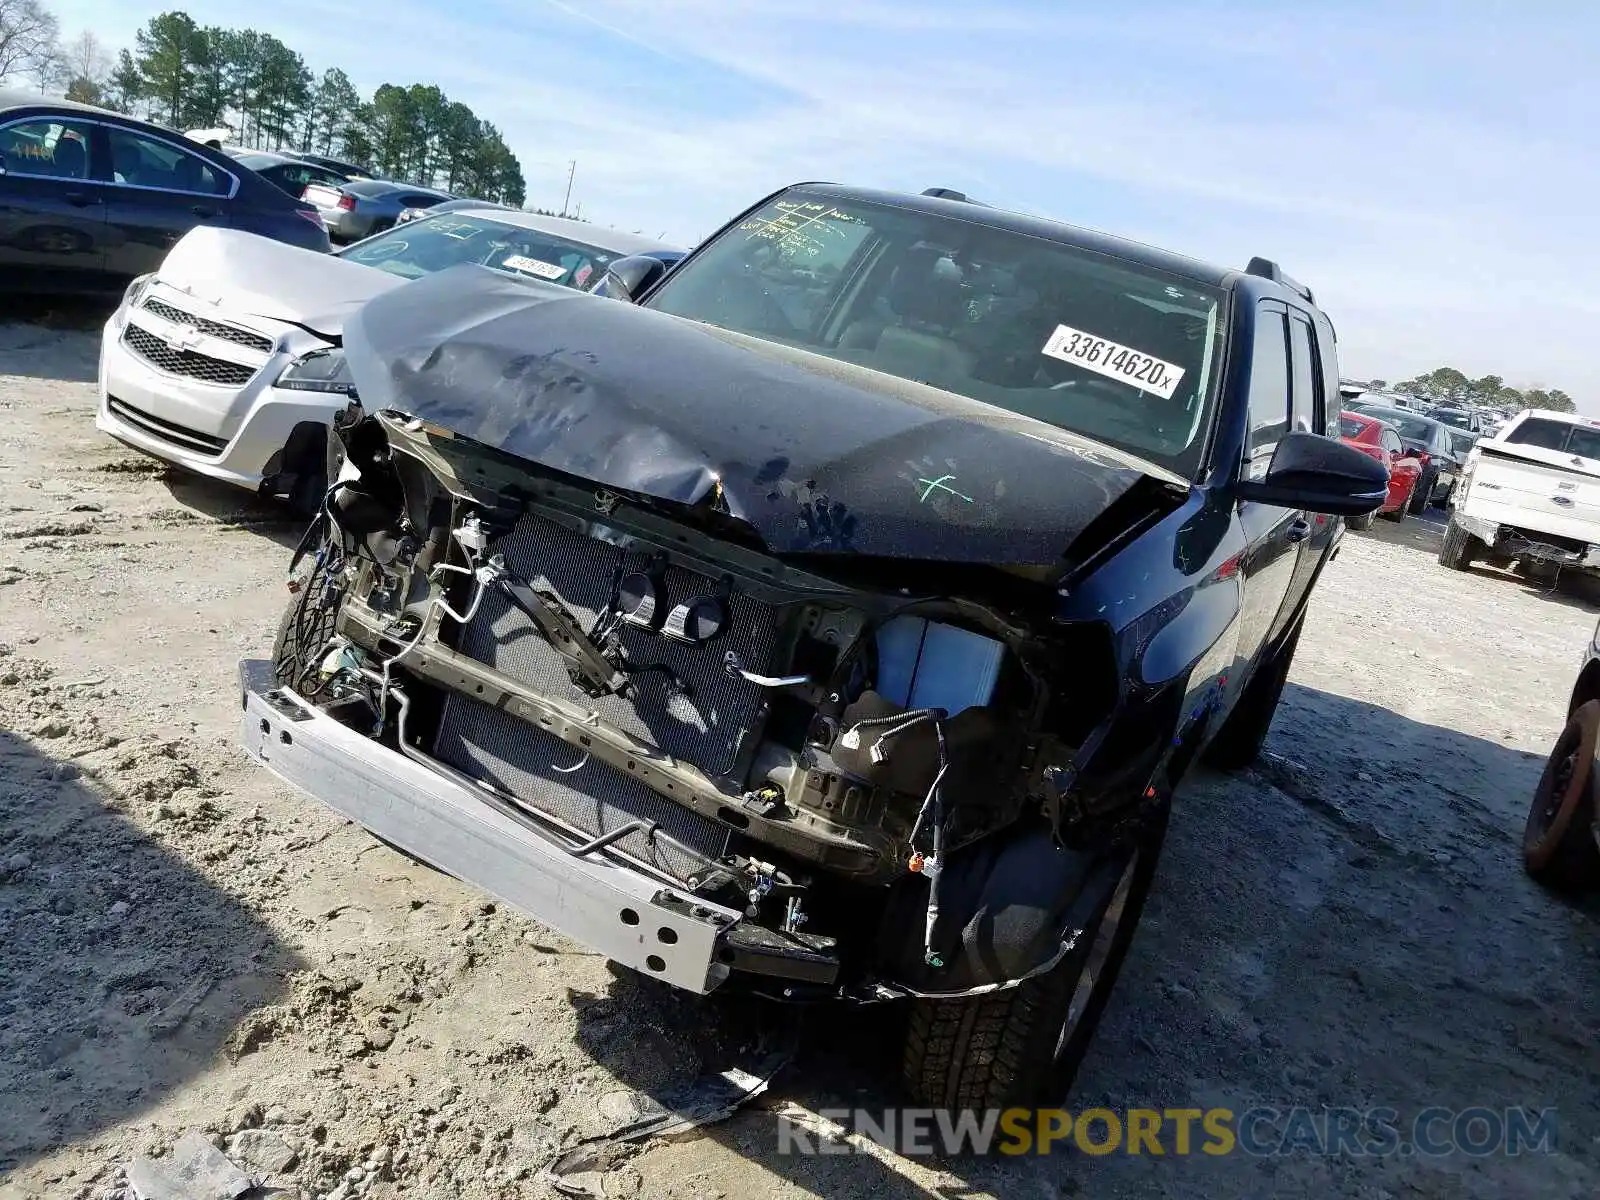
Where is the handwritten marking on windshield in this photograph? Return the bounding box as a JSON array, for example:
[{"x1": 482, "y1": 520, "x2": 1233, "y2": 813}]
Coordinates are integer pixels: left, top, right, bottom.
[
  {"x1": 737, "y1": 203, "x2": 858, "y2": 256},
  {"x1": 918, "y1": 475, "x2": 974, "y2": 504}
]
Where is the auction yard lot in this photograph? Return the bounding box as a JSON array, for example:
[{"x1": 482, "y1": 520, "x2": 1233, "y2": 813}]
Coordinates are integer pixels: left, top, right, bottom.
[{"x1": 2, "y1": 313, "x2": 1598, "y2": 1200}]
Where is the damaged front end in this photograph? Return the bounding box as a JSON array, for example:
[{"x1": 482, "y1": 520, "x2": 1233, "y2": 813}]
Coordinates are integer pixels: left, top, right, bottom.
[
  {"x1": 245, "y1": 399, "x2": 1178, "y2": 1001},
  {"x1": 240, "y1": 263, "x2": 1198, "y2": 1004}
]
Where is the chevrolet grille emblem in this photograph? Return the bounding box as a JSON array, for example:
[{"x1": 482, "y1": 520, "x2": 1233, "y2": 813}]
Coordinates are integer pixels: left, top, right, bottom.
[{"x1": 166, "y1": 323, "x2": 201, "y2": 351}]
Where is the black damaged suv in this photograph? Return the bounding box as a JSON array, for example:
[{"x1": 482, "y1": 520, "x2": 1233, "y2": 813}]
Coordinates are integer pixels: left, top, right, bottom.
[{"x1": 245, "y1": 184, "x2": 1387, "y2": 1106}]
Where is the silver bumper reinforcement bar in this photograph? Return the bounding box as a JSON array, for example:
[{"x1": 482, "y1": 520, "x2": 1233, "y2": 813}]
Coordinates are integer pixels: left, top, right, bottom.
[{"x1": 237, "y1": 659, "x2": 740, "y2": 993}]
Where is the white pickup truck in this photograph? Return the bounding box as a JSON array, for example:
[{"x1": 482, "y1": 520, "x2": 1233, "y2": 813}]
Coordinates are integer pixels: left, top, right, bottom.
[{"x1": 1441, "y1": 410, "x2": 1600, "y2": 576}]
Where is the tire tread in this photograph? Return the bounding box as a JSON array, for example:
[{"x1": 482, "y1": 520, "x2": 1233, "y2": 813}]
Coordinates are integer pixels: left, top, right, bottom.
[
  {"x1": 1438, "y1": 519, "x2": 1477, "y2": 570},
  {"x1": 903, "y1": 964, "x2": 1071, "y2": 1109}
]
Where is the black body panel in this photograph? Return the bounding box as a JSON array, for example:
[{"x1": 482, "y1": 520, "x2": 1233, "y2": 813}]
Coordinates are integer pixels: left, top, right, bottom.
[{"x1": 342, "y1": 265, "x2": 1168, "y2": 565}]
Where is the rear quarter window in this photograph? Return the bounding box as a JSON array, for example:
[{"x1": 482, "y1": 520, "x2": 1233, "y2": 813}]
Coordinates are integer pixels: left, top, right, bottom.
[
  {"x1": 1566, "y1": 426, "x2": 1600, "y2": 461},
  {"x1": 1505, "y1": 418, "x2": 1571, "y2": 452}
]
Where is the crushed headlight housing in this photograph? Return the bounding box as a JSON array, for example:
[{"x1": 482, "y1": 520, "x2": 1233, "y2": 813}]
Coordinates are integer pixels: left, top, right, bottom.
[{"x1": 275, "y1": 348, "x2": 356, "y2": 395}]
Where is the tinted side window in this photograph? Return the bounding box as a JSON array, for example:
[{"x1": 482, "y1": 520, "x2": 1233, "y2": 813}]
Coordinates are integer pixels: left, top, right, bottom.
[
  {"x1": 1505, "y1": 418, "x2": 1569, "y2": 452},
  {"x1": 1247, "y1": 308, "x2": 1291, "y2": 460},
  {"x1": 106, "y1": 128, "x2": 230, "y2": 196},
  {"x1": 1287, "y1": 315, "x2": 1317, "y2": 433},
  {"x1": 400, "y1": 194, "x2": 444, "y2": 208},
  {"x1": 1310, "y1": 311, "x2": 1340, "y2": 437},
  {"x1": 0, "y1": 117, "x2": 93, "y2": 180},
  {"x1": 279, "y1": 163, "x2": 338, "y2": 192},
  {"x1": 1566, "y1": 427, "x2": 1600, "y2": 461}
]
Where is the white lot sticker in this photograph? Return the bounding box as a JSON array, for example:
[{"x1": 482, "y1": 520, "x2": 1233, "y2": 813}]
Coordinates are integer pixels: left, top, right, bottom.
[
  {"x1": 501, "y1": 255, "x2": 568, "y2": 280},
  {"x1": 1041, "y1": 323, "x2": 1186, "y2": 400}
]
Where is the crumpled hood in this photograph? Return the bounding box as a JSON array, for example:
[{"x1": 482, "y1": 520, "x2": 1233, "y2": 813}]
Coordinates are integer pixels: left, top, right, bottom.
[
  {"x1": 154, "y1": 226, "x2": 405, "y2": 336},
  {"x1": 344, "y1": 264, "x2": 1181, "y2": 565}
]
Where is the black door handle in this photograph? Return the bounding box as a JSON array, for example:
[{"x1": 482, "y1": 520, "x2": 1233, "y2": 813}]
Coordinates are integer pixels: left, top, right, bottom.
[
  {"x1": 191, "y1": 205, "x2": 216, "y2": 218},
  {"x1": 1286, "y1": 518, "x2": 1312, "y2": 543},
  {"x1": 63, "y1": 191, "x2": 95, "y2": 207}
]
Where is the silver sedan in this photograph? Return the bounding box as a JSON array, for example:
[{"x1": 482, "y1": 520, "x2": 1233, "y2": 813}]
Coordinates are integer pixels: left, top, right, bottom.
[{"x1": 303, "y1": 178, "x2": 455, "y2": 243}]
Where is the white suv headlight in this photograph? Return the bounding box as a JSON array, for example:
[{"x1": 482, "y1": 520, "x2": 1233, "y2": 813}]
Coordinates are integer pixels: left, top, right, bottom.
[{"x1": 121, "y1": 273, "x2": 154, "y2": 311}]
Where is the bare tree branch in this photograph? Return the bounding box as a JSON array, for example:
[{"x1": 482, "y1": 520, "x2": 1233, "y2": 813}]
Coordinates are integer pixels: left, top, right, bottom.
[
  {"x1": 61, "y1": 29, "x2": 108, "y2": 83},
  {"x1": 0, "y1": 0, "x2": 60, "y2": 85}
]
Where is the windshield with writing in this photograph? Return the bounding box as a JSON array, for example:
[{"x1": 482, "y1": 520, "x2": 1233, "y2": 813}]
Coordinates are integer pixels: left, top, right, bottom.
[
  {"x1": 339, "y1": 216, "x2": 615, "y2": 289},
  {"x1": 643, "y1": 193, "x2": 1224, "y2": 475}
]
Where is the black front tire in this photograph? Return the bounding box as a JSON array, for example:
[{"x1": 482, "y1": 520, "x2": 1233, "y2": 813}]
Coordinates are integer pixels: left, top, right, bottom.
[
  {"x1": 271, "y1": 558, "x2": 343, "y2": 691},
  {"x1": 902, "y1": 805, "x2": 1170, "y2": 1108},
  {"x1": 1438, "y1": 518, "x2": 1479, "y2": 570},
  {"x1": 1523, "y1": 702, "x2": 1600, "y2": 893},
  {"x1": 1202, "y1": 617, "x2": 1303, "y2": 771}
]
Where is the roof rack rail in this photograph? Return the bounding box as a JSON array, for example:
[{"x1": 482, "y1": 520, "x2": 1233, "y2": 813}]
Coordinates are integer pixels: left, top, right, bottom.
[
  {"x1": 921, "y1": 187, "x2": 991, "y2": 207},
  {"x1": 1245, "y1": 256, "x2": 1316, "y2": 305}
]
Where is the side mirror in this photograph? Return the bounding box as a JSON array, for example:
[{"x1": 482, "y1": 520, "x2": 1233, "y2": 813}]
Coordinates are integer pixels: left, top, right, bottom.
[
  {"x1": 594, "y1": 254, "x2": 667, "y2": 302},
  {"x1": 1237, "y1": 430, "x2": 1389, "y2": 516},
  {"x1": 1402, "y1": 447, "x2": 1422, "y2": 458}
]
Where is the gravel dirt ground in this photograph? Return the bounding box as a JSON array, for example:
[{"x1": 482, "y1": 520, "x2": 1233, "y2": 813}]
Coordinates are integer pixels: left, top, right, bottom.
[{"x1": 2, "y1": 311, "x2": 1598, "y2": 1200}]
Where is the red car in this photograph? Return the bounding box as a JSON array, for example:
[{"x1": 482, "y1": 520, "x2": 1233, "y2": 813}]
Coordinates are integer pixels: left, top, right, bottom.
[{"x1": 1339, "y1": 410, "x2": 1422, "y2": 528}]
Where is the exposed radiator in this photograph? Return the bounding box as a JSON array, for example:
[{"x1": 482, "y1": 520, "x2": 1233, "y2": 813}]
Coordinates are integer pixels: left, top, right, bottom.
[
  {"x1": 434, "y1": 697, "x2": 729, "y2": 881},
  {"x1": 433, "y1": 510, "x2": 782, "y2": 879}
]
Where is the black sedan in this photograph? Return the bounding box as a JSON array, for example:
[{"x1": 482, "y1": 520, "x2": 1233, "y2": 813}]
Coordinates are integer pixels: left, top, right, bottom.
[
  {"x1": 293, "y1": 151, "x2": 373, "y2": 180},
  {"x1": 1350, "y1": 402, "x2": 1458, "y2": 512},
  {"x1": 0, "y1": 90, "x2": 330, "y2": 295},
  {"x1": 228, "y1": 150, "x2": 351, "y2": 199}
]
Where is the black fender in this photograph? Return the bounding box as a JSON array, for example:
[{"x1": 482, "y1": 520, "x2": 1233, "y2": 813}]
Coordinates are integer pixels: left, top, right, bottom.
[
  {"x1": 873, "y1": 823, "x2": 1130, "y2": 993},
  {"x1": 1570, "y1": 657, "x2": 1600, "y2": 718}
]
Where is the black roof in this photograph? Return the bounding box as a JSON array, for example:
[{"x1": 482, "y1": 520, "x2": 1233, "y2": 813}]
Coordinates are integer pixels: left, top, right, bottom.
[
  {"x1": 344, "y1": 177, "x2": 454, "y2": 199},
  {"x1": 797, "y1": 183, "x2": 1249, "y2": 292},
  {"x1": 0, "y1": 88, "x2": 122, "y2": 118},
  {"x1": 230, "y1": 149, "x2": 329, "y2": 167},
  {"x1": 297, "y1": 151, "x2": 373, "y2": 173}
]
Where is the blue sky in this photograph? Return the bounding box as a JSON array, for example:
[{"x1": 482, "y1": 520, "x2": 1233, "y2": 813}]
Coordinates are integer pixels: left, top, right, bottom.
[{"x1": 52, "y1": 0, "x2": 1600, "y2": 405}]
